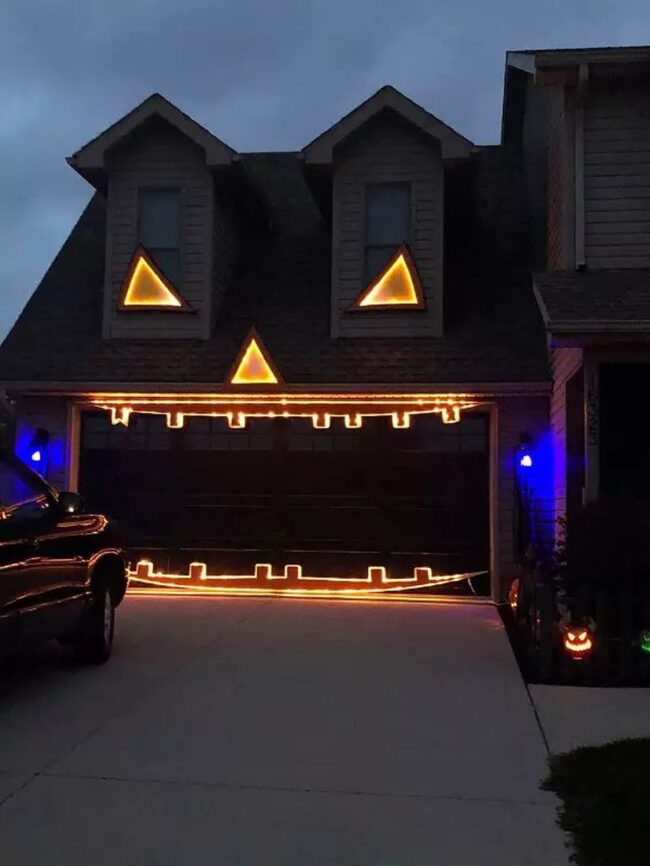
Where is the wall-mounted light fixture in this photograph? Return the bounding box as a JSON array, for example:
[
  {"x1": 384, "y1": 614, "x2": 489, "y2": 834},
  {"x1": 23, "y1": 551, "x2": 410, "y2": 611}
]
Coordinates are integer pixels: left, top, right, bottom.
[
  {"x1": 29, "y1": 427, "x2": 50, "y2": 472},
  {"x1": 518, "y1": 433, "x2": 533, "y2": 469}
]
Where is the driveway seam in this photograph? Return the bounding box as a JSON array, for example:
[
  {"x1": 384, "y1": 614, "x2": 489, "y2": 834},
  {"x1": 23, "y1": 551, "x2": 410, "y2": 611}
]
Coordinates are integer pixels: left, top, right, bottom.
[
  {"x1": 0, "y1": 600, "x2": 268, "y2": 811},
  {"x1": 36, "y1": 769, "x2": 556, "y2": 807}
]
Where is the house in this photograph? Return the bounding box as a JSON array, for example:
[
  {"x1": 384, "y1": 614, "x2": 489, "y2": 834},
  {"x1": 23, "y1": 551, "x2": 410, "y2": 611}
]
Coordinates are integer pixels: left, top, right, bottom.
[
  {"x1": 5, "y1": 58, "x2": 607, "y2": 602},
  {"x1": 504, "y1": 46, "x2": 650, "y2": 539}
]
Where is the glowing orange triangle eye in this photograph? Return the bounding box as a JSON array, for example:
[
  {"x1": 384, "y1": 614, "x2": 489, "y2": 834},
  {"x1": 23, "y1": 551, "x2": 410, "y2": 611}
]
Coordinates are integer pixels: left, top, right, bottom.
[
  {"x1": 568, "y1": 632, "x2": 576, "y2": 641},
  {"x1": 579, "y1": 631, "x2": 587, "y2": 641},
  {"x1": 119, "y1": 248, "x2": 189, "y2": 310},
  {"x1": 351, "y1": 246, "x2": 425, "y2": 310}
]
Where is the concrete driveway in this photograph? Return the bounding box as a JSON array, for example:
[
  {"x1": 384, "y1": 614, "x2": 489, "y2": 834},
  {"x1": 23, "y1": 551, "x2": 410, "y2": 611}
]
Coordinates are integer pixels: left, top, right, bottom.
[{"x1": 0, "y1": 597, "x2": 567, "y2": 864}]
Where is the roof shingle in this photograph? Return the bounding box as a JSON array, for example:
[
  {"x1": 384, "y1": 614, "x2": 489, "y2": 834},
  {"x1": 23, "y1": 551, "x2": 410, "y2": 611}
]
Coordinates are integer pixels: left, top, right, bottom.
[
  {"x1": 534, "y1": 269, "x2": 650, "y2": 327},
  {"x1": 0, "y1": 151, "x2": 549, "y2": 388}
]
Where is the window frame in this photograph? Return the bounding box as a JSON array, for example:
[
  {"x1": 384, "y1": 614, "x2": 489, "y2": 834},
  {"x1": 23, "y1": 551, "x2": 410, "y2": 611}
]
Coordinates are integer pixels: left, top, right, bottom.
[
  {"x1": 137, "y1": 186, "x2": 183, "y2": 286},
  {"x1": 362, "y1": 181, "x2": 412, "y2": 284}
]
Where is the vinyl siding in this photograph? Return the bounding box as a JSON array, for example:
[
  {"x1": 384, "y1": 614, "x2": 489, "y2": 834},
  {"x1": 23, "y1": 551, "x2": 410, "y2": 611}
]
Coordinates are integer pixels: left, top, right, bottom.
[
  {"x1": 584, "y1": 88, "x2": 650, "y2": 268},
  {"x1": 103, "y1": 121, "x2": 214, "y2": 339},
  {"x1": 549, "y1": 347, "x2": 583, "y2": 534},
  {"x1": 331, "y1": 115, "x2": 443, "y2": 338}
]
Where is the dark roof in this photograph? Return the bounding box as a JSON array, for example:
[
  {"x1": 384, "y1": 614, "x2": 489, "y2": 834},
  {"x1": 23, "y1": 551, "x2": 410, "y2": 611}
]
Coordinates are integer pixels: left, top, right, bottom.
[
  {"x1": 534, "y1": 270, "x2": 650, "y2": 330},
  {"x1": 0, "y1": 151, "x2": 549, "y2": 388}
]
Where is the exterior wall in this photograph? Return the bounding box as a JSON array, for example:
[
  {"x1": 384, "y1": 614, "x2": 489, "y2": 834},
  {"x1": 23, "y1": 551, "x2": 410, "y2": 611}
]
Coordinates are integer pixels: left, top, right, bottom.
[
  {"x1": 103, "y1": 121, "x2": 217, "y2": 340},
  {"x1": 331, "y1": 115, "x2": 443, "y2": 338},
  {"x1": 494, "y1": 396, "x2": 552, "y2": 602},
  {"x1": 521, "y1": 80, "x2": 574, "y2": 270},
  {"x1": 549, "y1": 347, "x2": 583, "y2": 532},
  {"x1": 13, "y1": 397, "x2": 71, "y2": 490},
  {"x1": 584, "y1": 86, "x2": 650, "y2": 268}
]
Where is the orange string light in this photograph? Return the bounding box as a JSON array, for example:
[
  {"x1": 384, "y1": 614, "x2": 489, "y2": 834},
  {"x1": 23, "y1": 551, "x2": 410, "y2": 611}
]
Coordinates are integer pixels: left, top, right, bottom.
[{"x1": 128, "y1": 559, "x2": 486, "y2": 598}]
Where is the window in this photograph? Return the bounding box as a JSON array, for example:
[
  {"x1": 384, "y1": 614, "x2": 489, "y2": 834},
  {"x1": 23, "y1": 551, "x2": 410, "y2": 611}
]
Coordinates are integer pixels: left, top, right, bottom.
[
  {"x1": 138, "y1": 189, "x2": 181, "y2": 283},
  {"x1": 364, "y1": 183, "x2": 410, "y2": 281}
]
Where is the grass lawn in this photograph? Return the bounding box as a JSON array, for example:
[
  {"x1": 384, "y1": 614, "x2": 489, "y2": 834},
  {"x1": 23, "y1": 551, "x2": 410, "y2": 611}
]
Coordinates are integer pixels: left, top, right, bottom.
[{"x1": 542, "y1": 738, "x2": 650, "y2": 865}]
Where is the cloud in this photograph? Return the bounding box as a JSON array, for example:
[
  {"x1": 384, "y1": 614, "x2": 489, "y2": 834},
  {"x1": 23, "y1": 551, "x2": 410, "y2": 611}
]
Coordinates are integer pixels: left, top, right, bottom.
[{"x1": 1, "y1": 0, "x2": 649, "y2": 338}]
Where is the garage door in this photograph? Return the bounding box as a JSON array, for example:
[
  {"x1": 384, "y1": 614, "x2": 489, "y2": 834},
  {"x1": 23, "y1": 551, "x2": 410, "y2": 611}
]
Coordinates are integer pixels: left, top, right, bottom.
[{"x1": 79, "y1": 411, "x2": 490, "y2": 593}]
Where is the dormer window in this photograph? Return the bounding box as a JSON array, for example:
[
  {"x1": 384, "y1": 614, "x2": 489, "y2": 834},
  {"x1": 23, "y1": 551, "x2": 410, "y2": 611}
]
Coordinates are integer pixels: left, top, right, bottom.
[
  {"x1": 364, "y1": 182, "x2": 410, "y2": 282},
  {"x1": 138, "y1": 188, "x2": 182, "y2": 283}
]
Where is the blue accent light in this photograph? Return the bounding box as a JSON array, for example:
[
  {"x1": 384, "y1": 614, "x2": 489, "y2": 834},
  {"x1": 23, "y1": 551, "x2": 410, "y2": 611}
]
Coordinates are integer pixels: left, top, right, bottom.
[
  {"x1": 31, "y1": 449, "x2": 42, "y2": 463},
  {"x1": 519, "y1": 452, "x2": 533, "y2": 469}
]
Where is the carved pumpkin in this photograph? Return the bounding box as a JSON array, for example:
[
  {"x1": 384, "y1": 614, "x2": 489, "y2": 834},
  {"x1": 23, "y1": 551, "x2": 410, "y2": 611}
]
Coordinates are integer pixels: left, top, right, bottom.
[{"x1": 561, "y1": 619, "x2": 595, "y2": 661}]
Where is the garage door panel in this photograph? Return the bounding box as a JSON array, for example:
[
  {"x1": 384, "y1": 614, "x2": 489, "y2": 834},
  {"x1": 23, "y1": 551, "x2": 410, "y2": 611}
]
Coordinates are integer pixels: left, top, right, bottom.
[
  {"x1": 178, "y1": 455, "x2": 277, "y2": 495},
  {"x1": 282, "y1": 503, "x2": 382, "y2": 545},
  {"x1": 282, "y1": 456, "x2": 372, "y2": 496},
  {"x1": 180, "y1": 503, "x2": 274, "y2": 543}
]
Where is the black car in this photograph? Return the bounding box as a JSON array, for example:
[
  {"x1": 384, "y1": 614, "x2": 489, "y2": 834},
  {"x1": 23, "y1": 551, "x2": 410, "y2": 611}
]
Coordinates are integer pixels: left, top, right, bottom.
[{"x1": 0, "y1": 449, "x2": 127, "y2": 663}]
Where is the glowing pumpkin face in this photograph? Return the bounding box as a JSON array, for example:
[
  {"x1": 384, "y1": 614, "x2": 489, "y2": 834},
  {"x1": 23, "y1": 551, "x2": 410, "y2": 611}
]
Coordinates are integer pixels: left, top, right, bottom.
[{"x1": 562, "y1": 624, "x2": 594, "y2": 660}]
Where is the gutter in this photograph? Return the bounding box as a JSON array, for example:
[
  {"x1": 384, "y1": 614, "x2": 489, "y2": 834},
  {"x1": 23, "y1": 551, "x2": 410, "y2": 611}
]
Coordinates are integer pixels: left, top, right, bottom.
[{"x1": 0, "y1": 380, "x2": 552, "y2": 398}]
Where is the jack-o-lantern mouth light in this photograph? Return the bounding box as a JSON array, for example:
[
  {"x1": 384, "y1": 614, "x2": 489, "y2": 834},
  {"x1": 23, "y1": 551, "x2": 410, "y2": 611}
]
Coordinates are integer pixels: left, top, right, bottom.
[{"x1": 561, "y1": 619, "x2": 595, "y2": 661}]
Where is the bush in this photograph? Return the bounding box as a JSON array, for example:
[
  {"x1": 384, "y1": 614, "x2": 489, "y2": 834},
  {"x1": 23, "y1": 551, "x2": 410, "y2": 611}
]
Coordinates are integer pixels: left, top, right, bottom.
[{"x1": 542, "y1": 739, "x2": 650, "y2": 865}]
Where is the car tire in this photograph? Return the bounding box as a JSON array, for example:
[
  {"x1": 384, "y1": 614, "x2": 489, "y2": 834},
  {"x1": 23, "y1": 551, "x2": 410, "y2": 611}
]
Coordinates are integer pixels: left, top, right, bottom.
[{"x1": 72, "y1": 585, "x2": 115, "y2": 665}]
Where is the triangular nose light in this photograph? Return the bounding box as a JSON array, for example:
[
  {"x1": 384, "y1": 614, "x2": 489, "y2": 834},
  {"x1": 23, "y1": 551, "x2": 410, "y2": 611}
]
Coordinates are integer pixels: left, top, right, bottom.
[{"x1": 227, "y1": 328, "x2": 283, "y2": 386}]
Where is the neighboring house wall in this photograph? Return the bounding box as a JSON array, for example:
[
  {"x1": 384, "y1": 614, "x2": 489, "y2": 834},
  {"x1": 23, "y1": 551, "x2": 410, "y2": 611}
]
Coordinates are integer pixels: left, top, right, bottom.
[
  {"x1": 549, "y1": 347, "x2": 583, "y2": 531},
  {"x1": 521, "y1": 80, "x2": 574, "y2": 270},
  {"x1": 13, "y1": 397, "x2": 70, "y2": 490},
  {"x1": 495, "y1": 396, "x2": 552, "y2": 601},
  {"x1": 103, "y1": 121, "x2": 215, "y2": 339},
  {"x1": 584, "y1": 86, "x2": 650, "y2": 268},
  {"x1": 331, "y1": 114, "x2": 443, "y2": 338}
]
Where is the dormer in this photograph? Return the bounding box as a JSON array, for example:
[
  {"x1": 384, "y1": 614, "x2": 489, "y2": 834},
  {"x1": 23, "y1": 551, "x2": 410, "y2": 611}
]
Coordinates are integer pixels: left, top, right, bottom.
[
  {"x1": 68, "y1": 94, "x2": 238, "y2": 340},
  {"x1": 302, "y1": 86, "x2": 475, "y2": 338}
]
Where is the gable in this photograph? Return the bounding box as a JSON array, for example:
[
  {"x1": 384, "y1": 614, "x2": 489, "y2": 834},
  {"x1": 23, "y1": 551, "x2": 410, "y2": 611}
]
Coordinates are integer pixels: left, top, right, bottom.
[
  {"x1": 303, "y1": 85, "x2": 475, "y2": 165},
  {"x1": 68, "y1": 93, "x2": 235, "y2": 191}
]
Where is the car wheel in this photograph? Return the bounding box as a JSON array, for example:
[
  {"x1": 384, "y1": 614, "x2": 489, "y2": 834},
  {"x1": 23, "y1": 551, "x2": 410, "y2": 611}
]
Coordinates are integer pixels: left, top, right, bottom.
[{"x1": 72, "y1": 586, "x2": 115, "y2": 665}]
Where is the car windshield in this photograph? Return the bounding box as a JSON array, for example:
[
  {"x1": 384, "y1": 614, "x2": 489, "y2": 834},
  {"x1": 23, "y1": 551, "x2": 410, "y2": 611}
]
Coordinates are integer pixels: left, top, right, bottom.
[{"x1": 0, "y1": 460, "x2": 51, "y2": 524}]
